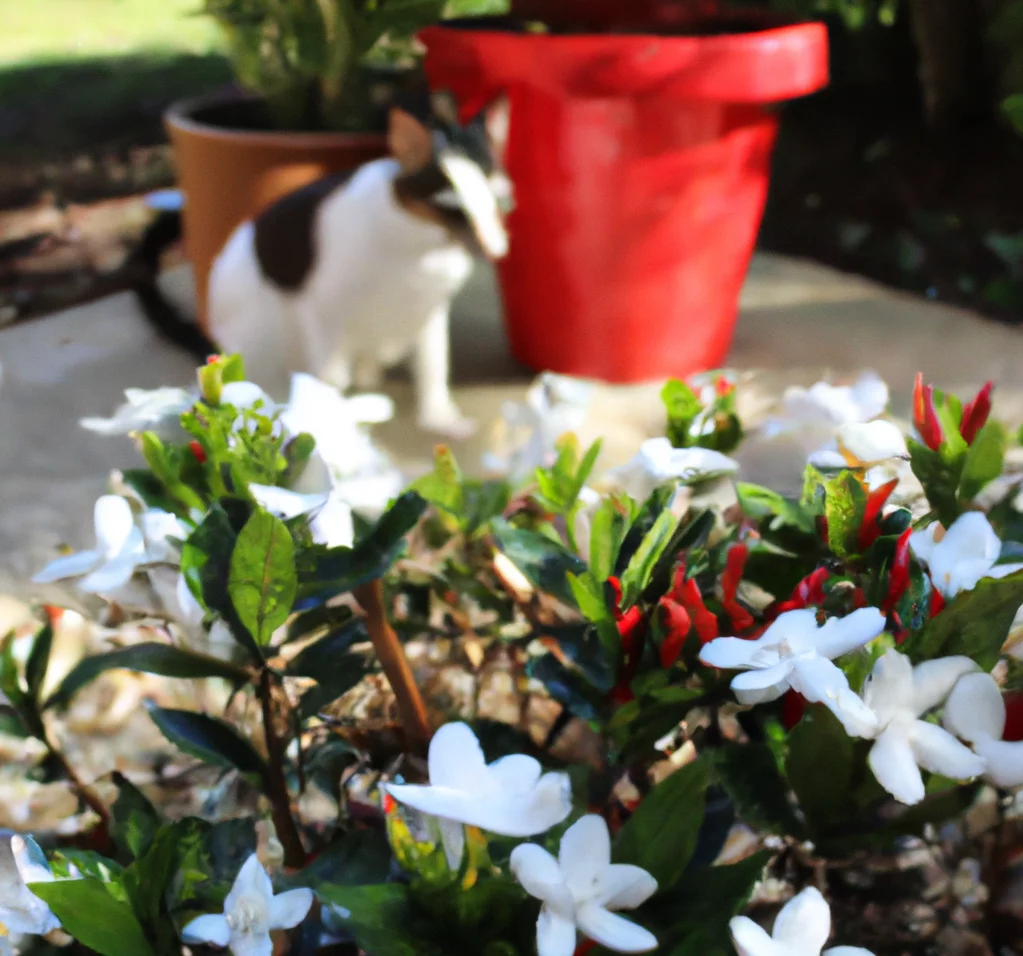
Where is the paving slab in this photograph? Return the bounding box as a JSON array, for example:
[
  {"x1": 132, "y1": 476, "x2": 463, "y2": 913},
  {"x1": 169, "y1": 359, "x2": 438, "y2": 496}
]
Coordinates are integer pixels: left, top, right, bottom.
[{"x1": 2, "y1": 253, "x2": 1022, "y2": 603}]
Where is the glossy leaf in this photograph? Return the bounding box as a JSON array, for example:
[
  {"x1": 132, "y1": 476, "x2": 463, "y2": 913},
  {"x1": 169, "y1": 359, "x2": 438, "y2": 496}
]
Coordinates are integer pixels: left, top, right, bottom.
[
  {"x1": 491, "y1": 519, "x2": 586, "y2": 606},
  {"x1": 25, "y1": 622, "x2": 53, "y2": 701},
  {"x1": 110, "y1": 773, "x2": 161, "y2": 861},
  {"x1": 229, "y1": 509, "x2": 297, "y2": 645},
  {"x1": 958, "y1": 418, "x2": 1007, "y2": 502}
]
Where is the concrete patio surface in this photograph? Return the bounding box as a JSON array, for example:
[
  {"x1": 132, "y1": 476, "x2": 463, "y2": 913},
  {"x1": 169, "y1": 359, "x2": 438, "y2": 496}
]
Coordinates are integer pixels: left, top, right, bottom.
[{"x1": 2, "y1": 252, "x2": 1022, "y2": 603}]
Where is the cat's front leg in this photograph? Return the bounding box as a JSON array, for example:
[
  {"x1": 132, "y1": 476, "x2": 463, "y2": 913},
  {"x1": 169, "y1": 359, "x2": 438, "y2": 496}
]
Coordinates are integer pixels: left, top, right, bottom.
[{"x1": 414, "y1": 306, "x2": 475, "y2": 440}]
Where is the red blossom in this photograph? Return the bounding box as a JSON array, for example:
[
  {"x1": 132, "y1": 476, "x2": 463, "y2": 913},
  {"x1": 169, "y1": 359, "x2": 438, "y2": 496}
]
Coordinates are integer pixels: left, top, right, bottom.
[
  {"x1": 960, "y1": 380, "x2": 994, "y2": 445},
  {"x1": 882, "y1": 527, "x2": 913, "y2": 616},
  {"x1": 658, "y1": 598, "x2": 691, "y2": 669},
  {"x1": 42, "y1": 605, "x2": 65, "y2": 627},
  {"x1": 574, "y1": 940, "x2": 598, "y2": 956},
  {"x1": 929, "y1": 586, "x2": 946, "y2": 619},
  {"x1": 721, "y1": 543, "x2": 754, "y2": 632},
  {"x1": 1004, "y1": 691, "x2": 1023, "y2": 742},
  {"x1": 189, "y1": 440, "x2": 207, "y2": 464},
  {"x1": 782, "y1": 690, "x2": 807, "y2": 729},
  {"x1": 608, "y1": 577, "x2": 647, "y2": 703},
  {"x1": 913, "y1": 372, "x2": 943, "y2": 451},
  {"x1": 774, "y1": 567, "x2": 830, "y2": 616},
  {"x1": 669, "y1": 565, "x2": 719, "y2": 643},
  {"x1": 206, "y1": 354, "x2": 221, "y2": 364},
  {"x1": 714, "y1": 375, "x2": 735, "y2": 398},
  {"x1": 858, "y1": 477, "x2": 898, "y2": 553}
]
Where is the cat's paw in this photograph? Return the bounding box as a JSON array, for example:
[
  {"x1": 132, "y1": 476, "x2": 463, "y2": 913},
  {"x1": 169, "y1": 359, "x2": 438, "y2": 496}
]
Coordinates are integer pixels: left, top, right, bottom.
[{"x1": 419, "y1": 406, "x2": 477, "y2": 441}]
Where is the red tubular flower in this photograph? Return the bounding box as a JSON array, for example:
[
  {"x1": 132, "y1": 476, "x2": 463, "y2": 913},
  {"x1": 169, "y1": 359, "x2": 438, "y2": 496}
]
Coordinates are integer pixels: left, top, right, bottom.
[
  {"x1": 658, "y1": 598, "x2": 691, "y2": 669},
  {"x1": 960, "y1": 381, "x2": 994, "y2": 445},
  {"x1": 774, "y1": 567, "x2": 830, "y2": 616},
  {"x1": 714, "y1": 374, "x2": 735, "y2": 398},
  {"x1": 882, "y1": 527, "x2": 913, "y2": 615},
  {"x1": 858, "y1": 477, "x2": 899, "y2": 553},
  {"x1": 574, "y1": 940, "x2": 598, "y2": 956},
  {"x1": 608, "y1": 577, "x2": 647, "y2": 703},
  {"x1": 669, "y1": 566, "x2": 719, "y2": 643},
  {"x1": 1004, "y1": 691, "x2": 1023, "y2": 742},
  {"x1": 721, "y1": 543, "x2": 754, "y2": 632},
  {"x1": 782, "y1": 689, "x2": 807, "y2": 730},
  {"x1": 912, "y1": 372, "x2": 943, "y2": 451},
  {"x1": 42, "y1": 605, "x2": 65, "y2": 627},
  {"x1": 189, "y1": 440, "x2": 207, "y2": 464},
  {"x1": 929, "y1": 587, "x2": 945, "y2": 619}
]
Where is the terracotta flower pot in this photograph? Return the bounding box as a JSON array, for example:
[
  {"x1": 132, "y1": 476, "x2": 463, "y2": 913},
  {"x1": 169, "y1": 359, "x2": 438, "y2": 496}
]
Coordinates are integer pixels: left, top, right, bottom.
[
  {"x1": 165, "y1": 92, "x2": 387, "y2": 327},
  {"x1": 420, "y1": 4, "x2": 828, "y2": 382}
]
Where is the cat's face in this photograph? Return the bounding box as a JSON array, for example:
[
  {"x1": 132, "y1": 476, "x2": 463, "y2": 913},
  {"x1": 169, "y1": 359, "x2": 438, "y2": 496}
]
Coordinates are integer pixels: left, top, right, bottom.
[{"x1": 390, "y1": 93, "x2": 512, "y2": 260}]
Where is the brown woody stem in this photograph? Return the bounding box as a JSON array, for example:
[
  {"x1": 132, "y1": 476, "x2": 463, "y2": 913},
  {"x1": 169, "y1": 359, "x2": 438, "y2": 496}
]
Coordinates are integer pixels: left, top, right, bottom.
[
  {"x1": 258, "y1": 668, "x2": 308, "y2": 869},
  {"x1": 354, "y1": 579, "x2": 431, "y2": 753}
]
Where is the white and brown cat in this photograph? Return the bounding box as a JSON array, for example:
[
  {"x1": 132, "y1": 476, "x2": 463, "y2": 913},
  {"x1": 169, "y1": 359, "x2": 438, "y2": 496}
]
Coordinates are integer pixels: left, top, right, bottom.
[{"x1": 198, "y1": 92, "x2": 511, "y2": 438}]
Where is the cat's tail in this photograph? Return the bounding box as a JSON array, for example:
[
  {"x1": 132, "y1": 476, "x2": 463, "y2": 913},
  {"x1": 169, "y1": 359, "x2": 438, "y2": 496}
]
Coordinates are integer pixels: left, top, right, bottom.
[{"x1": 129, "y1": 202, "x2": 220, "y2": 362}]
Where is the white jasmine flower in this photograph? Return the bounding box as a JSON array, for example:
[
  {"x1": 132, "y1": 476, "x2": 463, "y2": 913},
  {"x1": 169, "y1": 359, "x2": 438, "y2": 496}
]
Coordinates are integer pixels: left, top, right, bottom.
[
  {"x1": 944, "y1": 672, "x2": 1023, "y2": 789},
  {"x1": 571, "y1": 486, "x2": 602, "y2": 559},
  {"x1": 33, "y1": 496, "x2": 146, "y2": 593},
  {"x1": 181, "y1": 853, "x2": 313, "y2": 956},
  {"x1": 384, "y1": 722, "x2": 572, "y2": 869},
  {"x1": 80, "y1": 387, "x2": 194, "y2": 436},
  {"x1": 730, "y1": 886, "x2": 875, "y2": 956},
  {"x1": 280, "y1": 374, "x2": 403, "y2": 515},
  {"x1": 0, "y1": 834, "x2": 60, "y2": 938},
  {"x1": 249, "y1": 484, "x2": 354, "y2": 550},
  {"x1": 699, "y1": 608, "x2": 884, "y2": 737},
  {"x1": 861, "y1": 650, "x2": 984, "y2": 805},
  {"x1": 484, "y1": 373, "x2": 595, "y2": 482},
  {"x1": 138, "y1": 509, "x2": 189, "y2": 563},
  {"x1": 608, "y1": 438, "x2": 739, "y2": 501},
  {"x1": 511, "y1": 815, "x2": 657, "y2": 956},
  {"x1": 220, "y1": 381, "x2": 275, "y2": 412},
  {"x1": 775, "y1": 374, "x2": 889, "y2": 431},
  {"x1": 910, "y1": 512, "x2": 1023, "y2": 600},
  {"x1": 834, "y1": 421, "x2": 908, "y2": 467}
]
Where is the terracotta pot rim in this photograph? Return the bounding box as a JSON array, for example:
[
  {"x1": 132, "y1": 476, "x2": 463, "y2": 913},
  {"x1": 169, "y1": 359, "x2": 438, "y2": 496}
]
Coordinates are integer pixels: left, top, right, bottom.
[{"x1": 164, "y1": 90, "x2": 388, "y2": 149}]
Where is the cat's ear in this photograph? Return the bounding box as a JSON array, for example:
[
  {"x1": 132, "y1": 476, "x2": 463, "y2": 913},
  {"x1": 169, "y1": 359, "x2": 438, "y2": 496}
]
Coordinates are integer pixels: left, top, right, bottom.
[
  {"x1": 389, "y1": 108, "x2": 434, "y2": 173},
  {"x1": 483, "y1": 95, "x2": 510, "y2": 167}
]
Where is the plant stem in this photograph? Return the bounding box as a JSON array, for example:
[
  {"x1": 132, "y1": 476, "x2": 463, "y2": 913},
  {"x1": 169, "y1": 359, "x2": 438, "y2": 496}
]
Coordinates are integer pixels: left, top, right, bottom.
[
  {"x1": 354, "y1": 579, "x2": 431, "y2": 753},
  {"x1": 43, "y1": 730, "x2": 110, "y2": 826},
  {"x1": 258, "y1": 668, "x2": 308, "y2": 869}
]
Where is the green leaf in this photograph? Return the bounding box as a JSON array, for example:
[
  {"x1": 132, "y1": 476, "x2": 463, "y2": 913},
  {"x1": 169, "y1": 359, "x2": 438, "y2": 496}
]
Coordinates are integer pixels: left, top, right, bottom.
[
  {"x1": 736, "y1": 482, "x2": 814, "y2": 534},
  {"x1": 281, "y1": 829, "x2": 392, "y2": 890},
  {"x1": 25, "y1": 622, "x2": 53, "y2": 702},
  {"x1": 824, "y1": 471, "x2": 868, "y2": 557},
  {"x1": 958, "y1": 419, "x2": 1007, "y2": 502},
  {"x1": 786, "y1": 705, "x2": 857, "y2": 834},
  {"x1": 908, "y1": 439, "x2": 961, "y2": 527},
  {"x1": 491, "y1": 520, "x2": 586, "y2": 606},
  {"x1": 662, "y1": 379, "x2": 702, "y2": 448},
  {"x1": 110, "y1": 773, "x2": 161, "y2": 861},
  {"x1": 316, "y1": 884, "x2": 436, "y2": 956},
  {"x1": 713, "y1": 743, "x2": 803, "y2": 837},
  {"x1": 45, "y1": 643, "x2": 250, "y2": 710},
  {"x1": 613, "y1": 758, "x2": 710, "y2": 889},
  {"x1": 145, "y1": 703, "x2": 268, "y2": 783},
  {"x1": 229, "y1": 509, "x2": 297, "y2": 646},
  {"x1": 903, "y1": 571, "x2": 1023, "y2": 669},
  {"x1": 29, "y1": 878, "x2": 157, "y2": 956},
  {"x1": 411, "y1": 446, "x2": 464, "y2": 515},
  {"x1": 589, "y1": 495, "x2": 632, "y2": 583},
  {"x1": 619, "y1": 494, "x2": 686, "y2": 606}
]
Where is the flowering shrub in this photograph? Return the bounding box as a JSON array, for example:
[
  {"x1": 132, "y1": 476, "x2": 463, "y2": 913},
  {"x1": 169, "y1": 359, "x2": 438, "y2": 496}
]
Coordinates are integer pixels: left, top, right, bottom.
[{"x1": 7, "y1": 358, "x2": 1023, "y2": 956}]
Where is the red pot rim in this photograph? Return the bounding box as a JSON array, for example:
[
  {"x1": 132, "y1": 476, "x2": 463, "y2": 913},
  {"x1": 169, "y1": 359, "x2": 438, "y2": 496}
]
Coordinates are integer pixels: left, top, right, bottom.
[
  {"x1": 419, "y1": 14, "x2": 828, "y2": 103},
  {"x1": 165, "y1": 91, "x2": 387, "y2": 149}
]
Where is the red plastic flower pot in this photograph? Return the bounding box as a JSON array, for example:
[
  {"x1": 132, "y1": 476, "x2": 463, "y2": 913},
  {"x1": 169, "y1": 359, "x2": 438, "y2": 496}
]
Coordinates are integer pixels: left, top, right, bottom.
[{"x1": 420, "y1": 6, "x2": 828, "y2": 382}]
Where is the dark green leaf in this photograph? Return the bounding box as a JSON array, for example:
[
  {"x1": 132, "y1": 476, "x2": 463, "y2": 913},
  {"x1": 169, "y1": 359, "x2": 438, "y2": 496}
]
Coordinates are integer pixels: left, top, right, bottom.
[
  {"x1": 145, "y1": 703, "x2": 268, "y2": 782},
  {"x1": 527, "y1": 654, "x2": 600, "y2": 721},
  {"x1": 713, "y1": 743, "x2": 803, "y2": 836},
  {"x1": 110, "y1": 773, "x2": 161, "y2": 861},
  {"x1": 285, "y1": 603, "x2": 354, "y2": 644},
  {"x1": 229, "y1": 509, "x2": 297, "y2": 646},
  {"x1": 736, "y1": 483, "x2": 814, "y2": 534},
  {"x1": 26, "y1": 622, "x2": 53, "y2": 702},
  {"x1": 29, "y1": 879, "x2": 156, "y2": 956},
  {"x1": 281, "y1": 829, "x2": 392, "y2": 890},
  {"x1": 908, "y1": 439, "x2": 961, "y2": 527},
  {"x1": 45, "y1": 643, "x2": 250, "y2": 710},
  {"x1": 589, "y1": 495, "x2": 632, "y2": 583},
  {"x1": 491, "y1": 520, "x2": 586, "y2": 606},
  {"x1": 958, "y1": 419, "x2": 1007, "y2": 502},
  {"x1": 613, "y1": 757, "x2": 710, "y2": 889},
  {"x1": 619, "y1": 494, "x2": 687, "y2": 606},
  {"x1": 316, "y1": 884, "x2": 435, "y2": 956},
  {"x1": 903, "y1": 571, "x2": 1023, "y2": 669},
  {"x1": 786, "y1": 705, "x2": 857, "y2": 833},
  {"x1": 289, "y1": 619, "x2": 368, "y2": 677}
]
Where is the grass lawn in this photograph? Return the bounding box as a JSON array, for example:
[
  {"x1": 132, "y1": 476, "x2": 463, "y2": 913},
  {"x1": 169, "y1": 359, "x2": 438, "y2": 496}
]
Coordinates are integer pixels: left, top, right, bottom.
[{"x1": 0, "y1": 0, "x2": 223, "y2": 65}]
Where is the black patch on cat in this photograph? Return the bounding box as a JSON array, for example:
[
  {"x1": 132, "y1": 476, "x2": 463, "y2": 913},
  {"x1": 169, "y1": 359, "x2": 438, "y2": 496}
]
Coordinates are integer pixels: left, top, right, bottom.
[{"x1": 253, "y1": 170, "x2": 356, "y2": 291}]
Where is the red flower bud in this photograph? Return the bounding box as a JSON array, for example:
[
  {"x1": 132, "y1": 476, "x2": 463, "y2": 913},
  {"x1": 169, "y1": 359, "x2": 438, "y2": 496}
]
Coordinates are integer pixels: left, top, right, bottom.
[
  {"x1": 658, "y1": 598, "x2": 691, "y2": 669},
  {"x1": 774, "y1": 567, "x2": 830, "y2": 616},
  {"x1": 206, "y1": 354, "x2": 221, "y2": 365},
  {"x1": 1004, "y1": 691, "x2": 1023, "y2": 742},
  {"x1": 715, "y1": 375, "x2": 735, "y2": 398},
  {"x1": 782, "y1": 689, "x2": 807, "y2": 730},
  {"x1": 929, "y1": 586, "x2": 945, "y2": 619},
  {"x1": 960, "y1": 381, "x2": 993, "y2": 445},
  {"x1": 858, "y1": 477, "x2": 898, "y2": 552},
  {"x1": 669, "y1": 567, "x2": 719, "y2": 644},
  {"x1": 912, "y1": 372, "x2": 943, "y2": 451},
  {"x1": 721, "y1": 543, "x2": 754, "y2": 632},
  {"x1": 882, "y1": 527, "x2": 913, "y2": 615},
  {"x1": 189, "y1": 440, "x2": 207, "y2": 464},
  {"x1": 608, "y1": 576, "x2": 647, "y2": 702}
]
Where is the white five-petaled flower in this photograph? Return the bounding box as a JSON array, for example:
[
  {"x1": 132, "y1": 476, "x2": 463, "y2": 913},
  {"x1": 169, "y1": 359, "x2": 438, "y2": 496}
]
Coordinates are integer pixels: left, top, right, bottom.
[
  {"x1": 608, "y1": 438, "x2": 739, "y2": 501},
  {"x1": 79, "y1": 386, "x2": 195, "y2": 436},
  {"x1": 860, "y1": 649, "x2": 984, "y2": 805},
  {"x1": 0, "y1": 834, "x2": 60, "y2": 940},
  {"x1": 943, "y1": 672, "x2": 1023, "y2": 789},
  {"x1": 484, "y1": 373, "x2": 596, "y2": 482},
  {"x1": 33, "y1": 496, "x2": 183, "y2": 594},
  {"x1": 780, "y1": 374, "x2": 889, "y2": 430},
  {"x1": 699, "y1": 608, "x2": 884, "y2": 738},
  {"x1": 730, "y1": 886, "x2": 874, "y2": 956},
  {"x1": 910, "y1": 512, "x2": 1023, "y2": 600},
  {"x1": 384, "y1": 722, "x2": 572, "y2": 870},
  {"x1": 510, "y1": 815, "x2": 657, "y2": 956},
  {"x1": 181, "y1": 854, "x2": 313, "y2": 956},
  {"x1": 249, "y1": 482, "x2": 355, "y2": 550}
]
